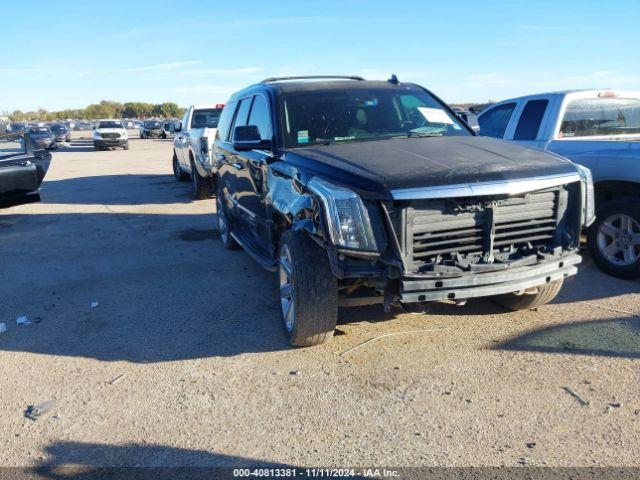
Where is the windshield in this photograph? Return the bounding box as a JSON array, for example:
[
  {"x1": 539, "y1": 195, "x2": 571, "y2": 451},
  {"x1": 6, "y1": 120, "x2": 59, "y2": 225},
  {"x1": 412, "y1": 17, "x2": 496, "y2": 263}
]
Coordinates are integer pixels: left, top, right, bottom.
[
  {"x1": 98, "y1": 121, "x2": 123, "y2": 129},
  {"x1": 50, "y1": 124, "x2": 67, "y2": 132},
  {"x1": 29, "y1": 127, "x2": 51, "y2": 134},
  {"x1": 10, "y1": 123, "x2": 26, "y2": 131},
  {"x1": 144, "y1": 121, "x2": 161, "y2": 128},
  {"x1": 560, "y1": 97, "x2": 640, "y2": 137},
  {"x1": 280, "y1": 87, "x2": 470, "y2": 148},
  {"x1": 191, "y1": 109, "x2": 221, "y2": 129}
]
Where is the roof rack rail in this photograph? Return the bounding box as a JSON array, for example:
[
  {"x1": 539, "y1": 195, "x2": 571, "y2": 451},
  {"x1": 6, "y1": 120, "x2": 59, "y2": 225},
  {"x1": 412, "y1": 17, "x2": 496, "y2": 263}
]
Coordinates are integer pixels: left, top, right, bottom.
[{"x1": 260, "y1": 75, "x2": 365, "y2": 84}]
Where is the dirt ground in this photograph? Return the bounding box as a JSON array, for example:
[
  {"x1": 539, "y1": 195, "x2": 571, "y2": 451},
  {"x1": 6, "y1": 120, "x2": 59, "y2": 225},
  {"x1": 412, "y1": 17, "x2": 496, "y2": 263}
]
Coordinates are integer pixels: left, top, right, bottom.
[{"x1": 0, "y1": 131, "x2": 639, "y2": 469}]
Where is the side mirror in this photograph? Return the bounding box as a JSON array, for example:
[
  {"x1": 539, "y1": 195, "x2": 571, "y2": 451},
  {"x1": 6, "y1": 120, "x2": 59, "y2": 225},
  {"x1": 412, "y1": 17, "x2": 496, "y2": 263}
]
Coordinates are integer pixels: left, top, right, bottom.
[
  {"x1": 233, "y1": 125, "x2": 271, "y2": 151},
  {"x1": 174, "y1": 122, "x2": 182, "y2": 133},
  {"x1": 92, "y1": 126, "x2": 96, "y2": 130}
]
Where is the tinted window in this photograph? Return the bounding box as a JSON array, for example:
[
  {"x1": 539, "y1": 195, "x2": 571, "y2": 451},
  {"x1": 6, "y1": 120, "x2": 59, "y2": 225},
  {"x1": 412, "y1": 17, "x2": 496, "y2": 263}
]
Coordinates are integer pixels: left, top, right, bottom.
[
  {"x1": 478, "y1": 103, "x2": 516, "y2": 138},
  {"x1": 280, "y1": 87, "x2": 469, "y2": 148},
  {"x1": 247, "y1": 95, "x2": 272, "y2": 141},
  {"x1": 29, "y1": 127, "x2": 51, "y2": 134},
  {"x1": 231, "y1": 97, "x2": 253, "y2": 140},
  {"x1": 559, "y1": 97, "x2": 640, "y2": 137},
  {"x1": 514, "y1": 100, "x2": 548, "y2": 140},
  {"x1": 216, "y1": 101, "x2": 236, "y2": 142},
  {"x1": 191, "y1": 108, "x2": 222, "y2": 129},
  {"x1": 98, "y1": 121, "x2": 123, "y2": 129}
]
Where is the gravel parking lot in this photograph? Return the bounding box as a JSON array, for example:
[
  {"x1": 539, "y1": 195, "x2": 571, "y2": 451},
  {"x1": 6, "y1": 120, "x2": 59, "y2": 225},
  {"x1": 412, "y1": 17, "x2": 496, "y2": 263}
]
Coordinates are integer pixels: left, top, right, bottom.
[{"x1": 1, "y1": 131, "x2": 639, "y2": 468}]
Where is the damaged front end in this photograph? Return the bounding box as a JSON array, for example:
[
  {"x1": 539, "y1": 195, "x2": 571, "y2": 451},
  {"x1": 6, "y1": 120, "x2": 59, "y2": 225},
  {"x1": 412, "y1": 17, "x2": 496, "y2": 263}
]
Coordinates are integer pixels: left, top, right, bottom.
[{"x1": 268, "y1": 170, "x2": 587, "y2": 311}]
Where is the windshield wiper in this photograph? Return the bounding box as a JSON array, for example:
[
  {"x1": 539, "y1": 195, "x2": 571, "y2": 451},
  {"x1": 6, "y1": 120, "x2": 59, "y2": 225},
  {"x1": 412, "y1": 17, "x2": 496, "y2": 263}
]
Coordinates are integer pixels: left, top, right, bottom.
[
  {"x1": 407, "y1": 131, "x2": 444, "y2": 138},
  {"x1": 313, "y1": 138, "x2": 335, "y2": 145}
]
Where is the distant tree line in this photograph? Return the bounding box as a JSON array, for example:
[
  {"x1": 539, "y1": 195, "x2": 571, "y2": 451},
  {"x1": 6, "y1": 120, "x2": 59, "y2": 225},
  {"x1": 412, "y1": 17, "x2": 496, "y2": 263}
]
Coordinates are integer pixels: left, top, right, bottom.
[{"x1": 8, "y1": 100, "x2": 187, "y2": 122}]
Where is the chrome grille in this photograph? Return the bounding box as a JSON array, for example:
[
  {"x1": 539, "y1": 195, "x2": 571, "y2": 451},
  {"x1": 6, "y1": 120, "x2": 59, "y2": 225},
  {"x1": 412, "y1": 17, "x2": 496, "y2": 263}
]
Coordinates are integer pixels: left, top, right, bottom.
[
  {"x1": 101, "y1": 133, "x2": 120, "y2": 139},
  {"x1": 409, "y1": 188, "x2": 559, "y2": 269}
]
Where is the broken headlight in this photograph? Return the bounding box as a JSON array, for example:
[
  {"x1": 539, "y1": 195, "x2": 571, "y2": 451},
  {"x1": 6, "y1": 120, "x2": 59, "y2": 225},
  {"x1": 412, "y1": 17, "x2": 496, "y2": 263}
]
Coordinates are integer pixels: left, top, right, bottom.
[
  {"x1": 308, "y1": 177, "x2": 378, "y2": 252},
  {"x1": 576, "y1": 164, "x2": 595, "y2": 227}
]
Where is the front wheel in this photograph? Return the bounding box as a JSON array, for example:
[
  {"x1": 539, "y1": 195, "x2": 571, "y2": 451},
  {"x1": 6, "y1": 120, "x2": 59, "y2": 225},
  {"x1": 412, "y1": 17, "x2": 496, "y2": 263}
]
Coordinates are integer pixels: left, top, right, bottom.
[
  {"x1": 491, "y1": 279, "x2": 563, "y2": 311},
  {"x1": 278, "y1": 231, "x2": 338, "y2": 347},
  {"x1": 587, "y1": 199, "x2": 640, "y2": 279},
  {"x1": 123, "y1": 141, "x2": 129, "y2": 150}
]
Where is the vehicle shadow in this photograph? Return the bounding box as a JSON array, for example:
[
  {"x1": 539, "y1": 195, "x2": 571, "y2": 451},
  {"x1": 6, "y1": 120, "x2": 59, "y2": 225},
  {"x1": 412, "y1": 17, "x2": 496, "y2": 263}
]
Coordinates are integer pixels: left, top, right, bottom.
[
  {"x1": 0, "y1": 192, "x2": 41, "y2": 209},
  {"x1": 494, "y1": 316, "x2": 640, "y2": 358},
  {"x1": 39, "y1": 174, "x2": 194, "y2": 205},
  {"x1": 32, "y1": 441, "x2": 299, "y2": 478},
  {"x1": 0, "y1": 209, "x2": 290, "y2": 362}
]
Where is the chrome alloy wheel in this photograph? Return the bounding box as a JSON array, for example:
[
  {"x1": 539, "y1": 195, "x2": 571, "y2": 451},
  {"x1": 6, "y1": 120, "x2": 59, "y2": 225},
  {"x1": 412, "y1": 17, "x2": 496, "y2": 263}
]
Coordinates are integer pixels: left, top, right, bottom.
[
  {"x1": 597, "y1": 213, "x2": 640, "y2": 266},
  {"x1": 279, "y1": 244, "x2": 295, "y2": 332}
]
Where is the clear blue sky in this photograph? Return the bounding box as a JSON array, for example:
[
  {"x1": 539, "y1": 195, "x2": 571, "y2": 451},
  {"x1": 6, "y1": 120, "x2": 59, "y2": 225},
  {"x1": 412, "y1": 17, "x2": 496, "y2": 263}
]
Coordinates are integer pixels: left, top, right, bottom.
[{"x1": 2, "y1": 0, "x2": 639, "y2": 112}]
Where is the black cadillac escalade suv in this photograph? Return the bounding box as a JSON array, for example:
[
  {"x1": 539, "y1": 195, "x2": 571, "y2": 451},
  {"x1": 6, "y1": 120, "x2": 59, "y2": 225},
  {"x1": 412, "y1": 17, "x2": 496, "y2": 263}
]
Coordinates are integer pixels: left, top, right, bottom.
[{"x1": 213, "y1": 76, "x2": 595, "y2": 347}]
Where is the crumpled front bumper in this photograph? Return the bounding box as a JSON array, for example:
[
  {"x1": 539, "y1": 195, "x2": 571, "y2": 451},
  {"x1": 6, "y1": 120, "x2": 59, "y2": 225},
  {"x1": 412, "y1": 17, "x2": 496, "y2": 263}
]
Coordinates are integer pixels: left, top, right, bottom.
[{"x1": 399, "y1": 253, "x2": 581, "y2": 303}]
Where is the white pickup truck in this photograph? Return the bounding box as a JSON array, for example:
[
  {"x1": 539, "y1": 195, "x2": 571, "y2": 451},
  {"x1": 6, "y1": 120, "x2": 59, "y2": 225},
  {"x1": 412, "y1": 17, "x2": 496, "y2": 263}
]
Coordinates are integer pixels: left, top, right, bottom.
[
  {"x1": 172, "y1": 104, "x2": 224, "y2": 199},
  {"x1": 478, "y1": 90, "x2": 640, "y2": 278}
]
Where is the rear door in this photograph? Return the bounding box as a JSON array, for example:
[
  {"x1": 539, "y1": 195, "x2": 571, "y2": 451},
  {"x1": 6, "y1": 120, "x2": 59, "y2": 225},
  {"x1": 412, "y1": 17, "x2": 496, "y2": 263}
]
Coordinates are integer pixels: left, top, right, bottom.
[{"x1": 216, "y1": 96, "x2": 253, "y2": 227}]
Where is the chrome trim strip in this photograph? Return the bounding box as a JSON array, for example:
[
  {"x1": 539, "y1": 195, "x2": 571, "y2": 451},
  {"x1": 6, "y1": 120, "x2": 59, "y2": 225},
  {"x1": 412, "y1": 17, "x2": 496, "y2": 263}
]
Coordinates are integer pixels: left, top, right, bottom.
[{"x1": 390, "y1": 173, "x2": 581, "y2": 200}]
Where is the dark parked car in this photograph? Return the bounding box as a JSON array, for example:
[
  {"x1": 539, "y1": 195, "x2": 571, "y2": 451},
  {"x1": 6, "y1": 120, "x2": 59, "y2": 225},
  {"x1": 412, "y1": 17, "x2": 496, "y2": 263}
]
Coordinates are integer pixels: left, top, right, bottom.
[
  {"x1": 213, "y1": 76, "x2": 594, "y2": 347},
  {"x1": 7, "y1": 122, "x2": 28, "y2": 133},
  {"x1": 27, "y1": 126, "x2": 57, "y2": 150},
  {"x1": 140, "y1": 120, "x2": 163, "y2": 139},
  {"x1": 49, "y1": 123, "x2": 72, "y2": 143},
  {"x1": 162, "y1": 120, "x2": 176, "y2": 139},
  {"x1": 0, "y1": 132, "x2": 51, "y2": 200}
]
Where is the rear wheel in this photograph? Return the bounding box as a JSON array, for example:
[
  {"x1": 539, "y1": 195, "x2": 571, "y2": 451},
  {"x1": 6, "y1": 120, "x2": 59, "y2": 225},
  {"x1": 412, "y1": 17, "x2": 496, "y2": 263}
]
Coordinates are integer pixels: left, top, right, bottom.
[
  {"x1": 216, "y1": 188, "x2": 239, "y2": 250},
  {"x1": 278, "y1": 231, "x2": 338, "y2": 347},
  {"x1": 492, "y1": 279, "x2": 563, "y2": 311},
  {"x1": 173, "y1": 151, "x2": 189, "y2": 181},
  {"x1": 587, "y1": 199, "x2": 640, "y2": 279},
  {"x1": 190, "y1": 158, "x2": 214, "y2": 200}
]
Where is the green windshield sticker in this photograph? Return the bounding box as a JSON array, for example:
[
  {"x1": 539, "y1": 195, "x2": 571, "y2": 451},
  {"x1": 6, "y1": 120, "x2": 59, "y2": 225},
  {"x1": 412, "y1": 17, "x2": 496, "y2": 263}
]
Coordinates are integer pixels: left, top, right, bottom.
[{"x1": 297, "y1": 130, "x2": 309, "y2": 143}]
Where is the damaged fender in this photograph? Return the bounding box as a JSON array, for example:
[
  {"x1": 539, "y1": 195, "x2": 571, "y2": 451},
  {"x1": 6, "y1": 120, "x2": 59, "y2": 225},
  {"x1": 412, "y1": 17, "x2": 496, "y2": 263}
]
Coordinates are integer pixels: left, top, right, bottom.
[{"x1": 265, "y1": 162, "x2": 316, "y2": 234}]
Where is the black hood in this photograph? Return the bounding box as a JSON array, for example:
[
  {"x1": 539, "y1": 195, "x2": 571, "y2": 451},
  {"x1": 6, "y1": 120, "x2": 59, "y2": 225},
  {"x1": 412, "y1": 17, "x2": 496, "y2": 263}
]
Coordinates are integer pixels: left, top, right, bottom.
[{"x1": 284, "y1": 136, "x2": 577, "y2": 198}]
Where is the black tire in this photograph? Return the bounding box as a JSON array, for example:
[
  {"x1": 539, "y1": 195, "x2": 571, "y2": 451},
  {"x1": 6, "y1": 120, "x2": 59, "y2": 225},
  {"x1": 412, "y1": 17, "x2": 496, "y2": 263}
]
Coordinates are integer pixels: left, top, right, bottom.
[
  {"x1": 190, "y1": 158, "x2": 214, "y2": 200},
  {"x1": 93, "y1": 142, "x2": 100, "y2": 151},
  {"x1": 140, "y1": 132, "x2": 145, "y2": 139},
  {"x1": 216, "y1": 189, "x2": 239, "y2": 250},
  {"x1": 172, "y1": 151, "x2": 189, "y2": 181},
  {"x1": 278, "y1": 230, "x2": 338, "y2": 347},
  {"x1": 123, "y1": 141, "x2": 129, "y2": 150},
  {"x1": 587, "y1": 198, "x2": 640, "y2": 279},
  {"x1": 492, "y1": 279, "x2": 563, "y2": 311}
]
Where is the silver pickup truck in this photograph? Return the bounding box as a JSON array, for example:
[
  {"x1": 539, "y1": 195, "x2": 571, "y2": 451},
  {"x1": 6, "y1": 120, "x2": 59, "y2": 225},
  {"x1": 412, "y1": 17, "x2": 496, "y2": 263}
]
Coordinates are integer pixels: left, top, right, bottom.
[{"x1": 478, "y1": 90, "x2": 640, "y2": 278}]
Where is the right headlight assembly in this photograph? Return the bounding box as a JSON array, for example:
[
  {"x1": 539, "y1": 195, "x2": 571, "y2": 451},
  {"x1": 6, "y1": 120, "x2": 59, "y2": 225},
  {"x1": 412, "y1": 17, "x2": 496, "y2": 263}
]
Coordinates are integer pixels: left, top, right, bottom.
[{"x1": 308, "y1": 177, "x2": 378, "y2": 252}]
